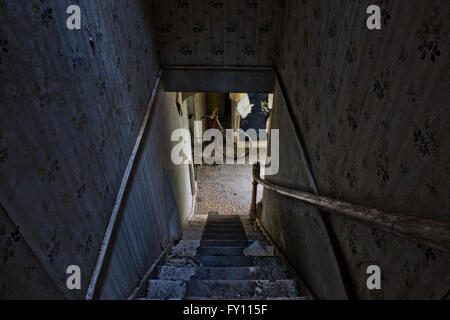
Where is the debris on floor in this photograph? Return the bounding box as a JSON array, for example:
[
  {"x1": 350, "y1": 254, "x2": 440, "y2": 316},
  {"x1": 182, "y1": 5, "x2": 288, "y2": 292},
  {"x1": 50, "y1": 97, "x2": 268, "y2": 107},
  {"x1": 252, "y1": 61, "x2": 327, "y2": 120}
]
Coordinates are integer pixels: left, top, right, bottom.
[
  {"x1": 144, "y1": 213, "x2": 305, "y2": 300},
  {"x1": 243, "y1": 240, "x2": 275, "y2": 257},
  {"x1": 168, "y1": 254, "x2": 203, "y2": 268}
]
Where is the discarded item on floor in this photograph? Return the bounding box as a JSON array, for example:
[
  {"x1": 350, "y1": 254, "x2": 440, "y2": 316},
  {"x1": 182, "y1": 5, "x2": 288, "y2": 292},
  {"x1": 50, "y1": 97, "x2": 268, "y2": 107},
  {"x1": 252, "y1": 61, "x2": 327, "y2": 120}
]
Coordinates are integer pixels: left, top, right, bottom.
[{"x1": 243, "y1": 240, "x2": 275, "y2": 256}]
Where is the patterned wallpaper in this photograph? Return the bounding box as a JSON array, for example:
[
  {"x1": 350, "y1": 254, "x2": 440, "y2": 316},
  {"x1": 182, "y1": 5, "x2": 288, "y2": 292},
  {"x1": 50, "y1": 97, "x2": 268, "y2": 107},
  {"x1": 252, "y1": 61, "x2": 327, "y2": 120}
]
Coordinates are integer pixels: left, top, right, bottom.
[
  {"x1": 153, "y1": 0, "x2": 286, "y2": 66},
  {"x1": 0, "y1": 0, "x2": 160, "y2": 299},
  {"x1": 267, "y1": 0, "x2": 450, "y2": 299},
  {"x1": 0, "y1": 0, "x2": 449, "y2": 300}
]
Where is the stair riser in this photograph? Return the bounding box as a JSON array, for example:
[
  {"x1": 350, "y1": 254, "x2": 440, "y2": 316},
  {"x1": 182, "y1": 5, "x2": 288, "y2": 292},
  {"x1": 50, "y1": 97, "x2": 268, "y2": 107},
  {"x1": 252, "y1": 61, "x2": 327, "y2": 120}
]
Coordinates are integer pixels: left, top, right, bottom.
[
  {"x1": 158, "y1": 266, "x2": 289, "y2": 281},
  {"x1": 204, "y1": 223, "x2": 245, "y2": 229},
  {"x1": 202, "y1": 229, "x2": 245, "y2": 235},
  {"x1": 202, "y1": 234, "x2": 247, "y2": 240},
  {"x1": 199, "y1": 256, "x2": 254, "y2": 267},
  {"x1": 185, "y1": 280, "x2": 298, "y2": 299},
  {"x1": 197, "y1": 247, "x2": 245, "y2": 256},
  {"x1": 193, "y1": 267, "x2": 289, "y2": 281},
  {"x1": 200, "y1": 256, "x2": 282, "y2": 267},
  {"x1": 200, "y1": 240, "x2": 252, "y2": 247}
]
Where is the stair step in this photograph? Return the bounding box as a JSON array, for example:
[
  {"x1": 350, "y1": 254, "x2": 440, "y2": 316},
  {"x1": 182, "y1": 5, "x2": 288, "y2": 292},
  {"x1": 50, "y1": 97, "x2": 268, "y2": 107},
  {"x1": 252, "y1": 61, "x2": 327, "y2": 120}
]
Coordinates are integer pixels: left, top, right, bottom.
[
  {"x1": 197, "y1": 246, "x2": 245, "y2": 256},
  {"x1": 145, "y1": 215, "x2": 303, "y2": 300},
  {"x1": 185, "y1": 280, "x2": 298, "y2": 299},
  {"x1": 206, "y1": 220, "x2": 242, "y2": 224},
  {"x1": 158, "y1": 266, "x2": 198, "y2": 281},
  {"x1": 147, "y1": 280, "x2": 186, "y2": 300},
  {"x1": 187, "y1": 227, "x2": 246, "y2": 234},
  {"x1": 198, "y1": 255, "x2": 252, "y2": 267},
  {"x1": 197, "y1": 256, "x2": 281, "y2": 267},
  {"x1": 205, "y1": 219, "x2": 247, "y2": 224},
  {"x1": 202, "y1": 233, "x2": 247, "y2": 240},
  {"x1": 170, "y1": 240, "x2": 200, "y2": 256},
  {"x1": 202, "y1": 234, "x2": 265, "y2": 240},
  {"x1": 205, "y1": 220, "x2": 244, "y2": 224},
  {"x1": 183, "y1": 233, "x2": 264, "y2": 241},
  {"x1": 203, "y1": 228, "x2": 245, "y2": 234},
  {"x1": 206, "y1": 215, "x2": 241, "y2": 220},
  {"x1": 194, "y1": 266, "x2": 289, "y2": 280},
  {"x1": 203, "y1": 224, "x2": 246, "y2": 230},
  {"x1": 188, "y1": 215, "x2": 249, "y2": 223},
  {"x1": 208, "y1": 221, "x2": 252, "y2": 225},
  {"x1": 158, "y1": 266, "x2": 289, "y2": 281},
  {"x1": 200, "y1": 240, "x2": 261, "y2": 247}
]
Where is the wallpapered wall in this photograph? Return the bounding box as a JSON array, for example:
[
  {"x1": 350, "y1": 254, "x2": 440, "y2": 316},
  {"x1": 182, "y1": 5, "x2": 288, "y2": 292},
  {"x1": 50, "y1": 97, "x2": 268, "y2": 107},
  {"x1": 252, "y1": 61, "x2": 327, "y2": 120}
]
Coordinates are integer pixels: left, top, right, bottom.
[
  {"x1": 261, "y1": 0, "x2": 450, "y2": 299},
  {"x1": 96, "y1": 88, "x2": 194, "y2": 300},
  {"x1": 0, "y1": 0, "x2": 171, "y2": 299},
  {"x1": 153, "y1": 0, "x2": 285, "y2": 66}
]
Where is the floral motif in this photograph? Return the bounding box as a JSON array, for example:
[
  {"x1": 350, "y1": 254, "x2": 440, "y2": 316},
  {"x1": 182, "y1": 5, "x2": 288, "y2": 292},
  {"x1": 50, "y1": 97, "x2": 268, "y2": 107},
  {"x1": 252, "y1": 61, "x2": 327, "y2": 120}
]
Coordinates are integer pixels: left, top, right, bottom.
[
  {"x1": 375, "y1": 143, "x2": 390, "y2": 183},
  {"x1": 346, "y1": 104, "x2": 358, "y2": 131},
  {"x1": 0, "y1": 39, "x2": 8, "y2": 65},
  {"x1": 40, "y1": 7, "x2": 53, "y2": 27},
  {"x1": 416, "y1": 8, "x2": 442, "y2": 63},
  {"x1": 373, "y1": 67, "x2": 391, "y2": 101},
  {"x1": 1, "y1": 227, "x2": 21, "y2": 264},
  {"x1": 413, "y1": 118, "x2": 441, "y2": 160}
]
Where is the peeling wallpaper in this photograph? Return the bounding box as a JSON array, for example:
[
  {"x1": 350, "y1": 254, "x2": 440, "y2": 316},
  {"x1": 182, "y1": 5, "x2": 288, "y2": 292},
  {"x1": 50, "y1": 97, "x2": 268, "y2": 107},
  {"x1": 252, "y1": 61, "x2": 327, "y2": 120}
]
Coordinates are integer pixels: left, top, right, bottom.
[
  {"x1": 0, "y1": 0, "x2": 164, "y2": 299},
  {"x1": 262, "y1": 0, "x2": 450, "y2": 299},
  {"x1": 153, "y1": 0, "x2": 286, "y2": 66}
]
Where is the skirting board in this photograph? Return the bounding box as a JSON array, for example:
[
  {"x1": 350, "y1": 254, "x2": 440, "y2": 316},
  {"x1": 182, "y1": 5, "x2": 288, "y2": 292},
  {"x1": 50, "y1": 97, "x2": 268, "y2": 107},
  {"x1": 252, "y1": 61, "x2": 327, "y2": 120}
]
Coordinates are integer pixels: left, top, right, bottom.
[{"x1": 127, "y1": 242, "x2": 174, "y2": 300}]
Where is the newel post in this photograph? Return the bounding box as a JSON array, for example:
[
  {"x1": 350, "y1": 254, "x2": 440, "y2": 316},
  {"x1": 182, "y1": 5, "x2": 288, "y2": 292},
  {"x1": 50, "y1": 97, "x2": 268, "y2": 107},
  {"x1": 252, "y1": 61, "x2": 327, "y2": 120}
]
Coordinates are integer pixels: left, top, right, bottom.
[{"x1": 249, "y1": 162, "x2": 260, "y2": 220}]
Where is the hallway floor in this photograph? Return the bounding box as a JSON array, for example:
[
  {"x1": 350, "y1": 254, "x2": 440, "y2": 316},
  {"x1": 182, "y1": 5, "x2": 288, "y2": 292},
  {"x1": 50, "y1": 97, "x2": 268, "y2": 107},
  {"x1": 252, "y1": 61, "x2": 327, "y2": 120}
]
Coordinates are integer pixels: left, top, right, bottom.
[{"x1": 194, "y1": 165, "x2": 263, "y2": 216}]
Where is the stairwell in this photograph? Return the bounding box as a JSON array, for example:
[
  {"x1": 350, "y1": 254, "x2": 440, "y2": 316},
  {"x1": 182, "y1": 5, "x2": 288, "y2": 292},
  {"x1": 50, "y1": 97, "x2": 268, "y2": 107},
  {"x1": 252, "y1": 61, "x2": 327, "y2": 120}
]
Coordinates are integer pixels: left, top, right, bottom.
[{"x1": 144, "y1": 213, "x2": 306, "y2": 300}]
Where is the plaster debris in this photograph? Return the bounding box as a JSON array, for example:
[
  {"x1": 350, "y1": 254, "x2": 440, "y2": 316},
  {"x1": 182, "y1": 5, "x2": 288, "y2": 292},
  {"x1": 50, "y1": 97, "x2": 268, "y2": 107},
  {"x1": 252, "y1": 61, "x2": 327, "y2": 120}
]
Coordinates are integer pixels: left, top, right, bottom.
[
  {"x1": 244, "y1": 241, "x2": 275, "y2": 257},
  {"x1": 145, "y1": 213, "x2": 304, "y2": 300},
  {"x1": 168, "y1": 254, "x2": 203, "y2": 268},
  {"x1": 158, "y1": 266, "x2": 198, "y2": 281},
  {"x1": 170, "y1": 240, "x2": 200, "y2": 256}
]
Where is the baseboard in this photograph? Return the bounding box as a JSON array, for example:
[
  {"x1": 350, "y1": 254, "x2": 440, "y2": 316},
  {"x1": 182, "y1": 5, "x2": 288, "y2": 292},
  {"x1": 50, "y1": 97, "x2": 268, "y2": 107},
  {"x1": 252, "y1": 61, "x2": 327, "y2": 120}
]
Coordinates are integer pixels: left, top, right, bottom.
[
  {"x1": 127, "y1": 241, "x2": 174, "y2": 300},
  {"x1": 255, "y1": 215, "x2": 317, "y2": 300}
]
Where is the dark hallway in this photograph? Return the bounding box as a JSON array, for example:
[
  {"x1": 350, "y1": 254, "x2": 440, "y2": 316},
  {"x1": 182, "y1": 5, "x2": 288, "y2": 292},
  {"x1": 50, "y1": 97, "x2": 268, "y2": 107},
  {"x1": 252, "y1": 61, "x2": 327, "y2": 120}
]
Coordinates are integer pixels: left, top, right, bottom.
[{"x1": 0, "y1": 0, "x2": 449, "y2": 303}]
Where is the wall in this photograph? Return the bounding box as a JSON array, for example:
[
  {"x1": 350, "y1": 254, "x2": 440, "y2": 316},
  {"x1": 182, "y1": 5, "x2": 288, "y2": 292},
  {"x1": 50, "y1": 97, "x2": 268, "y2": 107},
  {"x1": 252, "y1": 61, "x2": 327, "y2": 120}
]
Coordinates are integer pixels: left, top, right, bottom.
[
  {"x1": 261, "y1": 0, "x2": 450, "y2": 299},
  {"x1": 96, "y1": 87, "x2": 194, "y2": 299},
  {"x1": 0, "y1": 0, "x2": 181, "y2": 299},
  {"x1": 153, "y1": 0, "x2": 285, "y2": 66},
  {"x1": 260, "y1": 82, "x2": 348, "y2": 299}
]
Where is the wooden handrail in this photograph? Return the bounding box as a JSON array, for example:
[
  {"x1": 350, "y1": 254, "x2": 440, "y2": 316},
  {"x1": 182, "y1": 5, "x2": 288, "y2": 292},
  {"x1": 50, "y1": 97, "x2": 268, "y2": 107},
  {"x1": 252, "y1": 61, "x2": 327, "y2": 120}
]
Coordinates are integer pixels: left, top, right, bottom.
[{"x1": 251, "y1": 163, "x2": 450, "y2": 253}]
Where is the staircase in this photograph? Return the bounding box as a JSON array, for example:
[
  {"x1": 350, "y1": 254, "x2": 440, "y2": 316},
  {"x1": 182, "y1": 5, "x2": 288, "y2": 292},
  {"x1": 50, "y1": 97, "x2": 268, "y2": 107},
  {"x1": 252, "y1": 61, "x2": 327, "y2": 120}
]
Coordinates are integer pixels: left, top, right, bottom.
[{"x1": 144, "y1": 213, "x2": 306, "y2": 300}]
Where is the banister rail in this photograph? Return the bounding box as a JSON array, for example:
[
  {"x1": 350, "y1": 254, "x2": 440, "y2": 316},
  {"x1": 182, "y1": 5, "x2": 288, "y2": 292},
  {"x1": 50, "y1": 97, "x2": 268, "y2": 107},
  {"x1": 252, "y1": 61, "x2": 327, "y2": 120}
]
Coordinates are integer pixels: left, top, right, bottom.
[{"x1": 250, "y1": 162, "x2": 450, "y2": 254}]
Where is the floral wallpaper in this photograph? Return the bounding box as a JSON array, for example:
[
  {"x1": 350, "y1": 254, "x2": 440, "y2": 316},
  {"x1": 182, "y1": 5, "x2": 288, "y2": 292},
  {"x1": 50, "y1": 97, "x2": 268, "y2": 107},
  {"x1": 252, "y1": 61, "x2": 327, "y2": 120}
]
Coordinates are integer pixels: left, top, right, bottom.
[
  {"x1": 1, "y1": 0, "x2": 449, "y2": 300},
  {"x1": 153, "y1": 0, "x2": 286, "y2": 66},
  {"x1": 0, "y1": 0, "x2": 160, "y2": 299},
  {"x1": 265, "y1": 0, "x2": 450, "y2": 299}
]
